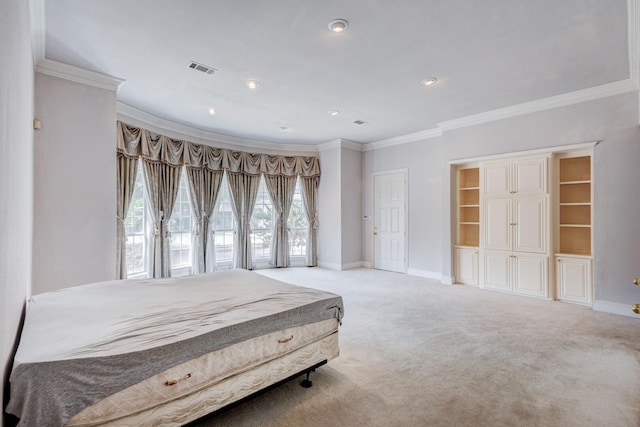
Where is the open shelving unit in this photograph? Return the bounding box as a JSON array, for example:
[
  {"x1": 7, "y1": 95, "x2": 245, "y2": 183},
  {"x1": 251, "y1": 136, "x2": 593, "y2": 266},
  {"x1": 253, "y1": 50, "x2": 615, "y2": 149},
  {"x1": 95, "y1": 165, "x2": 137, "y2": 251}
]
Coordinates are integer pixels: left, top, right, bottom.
[
  {"x1": 558, "y1": 156, "x2": 591, "y2": 255},
  {"x1": 458, "y1": 167, "x2": 480, "y2": 247}
]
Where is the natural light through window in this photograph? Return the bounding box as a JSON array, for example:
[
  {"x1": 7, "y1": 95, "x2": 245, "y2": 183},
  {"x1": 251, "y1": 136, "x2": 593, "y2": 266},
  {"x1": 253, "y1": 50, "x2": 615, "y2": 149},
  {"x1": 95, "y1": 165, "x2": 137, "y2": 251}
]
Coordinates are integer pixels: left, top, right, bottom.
[
  {"x1": 288, "y1": 177, "x2": 308, "y2": 257},
  {"x1": 169, "y1": 168, "x2": 193, "y2": 276},
  {"x1": 125, "y1": 160, "x2": 147, "y2": 278},
  {"x1": 251, "y1": 177, "x2": 273, "y2": 260},
  {"x1": 212, "y1": 173, "x2": 235, "y2": 268}
]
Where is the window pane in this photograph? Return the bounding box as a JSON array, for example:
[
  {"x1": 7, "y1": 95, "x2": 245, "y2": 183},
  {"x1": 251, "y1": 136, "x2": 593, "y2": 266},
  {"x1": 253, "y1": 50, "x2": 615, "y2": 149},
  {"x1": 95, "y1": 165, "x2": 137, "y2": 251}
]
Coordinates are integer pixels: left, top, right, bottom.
[
  {"x1": 250, "y1": 177, "x2": 273, "y2": 259},
  {"x1": 288, "y1": 177, "x2": 308, "y2": 257},
  {"x1": 212, "y1": 173, "x2": 235, "y2": 265},
  {"x1": 169, "y1": 168, "x2": 192, "y2": 275},
  {"x1": 125, "y1": 160, "x2": 147, "y2": 277}
]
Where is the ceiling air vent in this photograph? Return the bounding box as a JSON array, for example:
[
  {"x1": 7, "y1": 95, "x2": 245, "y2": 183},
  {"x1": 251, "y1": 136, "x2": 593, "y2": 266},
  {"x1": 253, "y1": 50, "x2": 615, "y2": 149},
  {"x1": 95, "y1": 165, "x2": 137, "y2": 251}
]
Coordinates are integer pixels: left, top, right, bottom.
[
  {"x1": 188, "y1": 61, "x2": 216, "y2": 75},
  {"x1": 353, "y1": 120, "x2": 369, "y2": 125}
]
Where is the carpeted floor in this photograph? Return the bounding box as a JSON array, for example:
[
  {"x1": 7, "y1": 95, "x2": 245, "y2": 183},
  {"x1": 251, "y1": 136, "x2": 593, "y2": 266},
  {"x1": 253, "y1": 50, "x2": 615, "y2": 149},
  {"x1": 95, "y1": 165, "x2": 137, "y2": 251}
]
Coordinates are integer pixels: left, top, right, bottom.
[{"x1": 193, "y1": 267, "x2": 640, "y2": 427}]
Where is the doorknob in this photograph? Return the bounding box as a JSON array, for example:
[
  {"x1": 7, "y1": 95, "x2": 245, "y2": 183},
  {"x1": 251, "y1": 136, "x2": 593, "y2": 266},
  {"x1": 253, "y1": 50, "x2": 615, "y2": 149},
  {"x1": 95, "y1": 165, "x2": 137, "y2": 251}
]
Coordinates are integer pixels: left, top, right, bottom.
[
  {"x1": 633, "y1": 304, "x2": 640, "y2": 315},
  {"x1": 633, "y1": 278, "x2": 640, "y2": 286}
]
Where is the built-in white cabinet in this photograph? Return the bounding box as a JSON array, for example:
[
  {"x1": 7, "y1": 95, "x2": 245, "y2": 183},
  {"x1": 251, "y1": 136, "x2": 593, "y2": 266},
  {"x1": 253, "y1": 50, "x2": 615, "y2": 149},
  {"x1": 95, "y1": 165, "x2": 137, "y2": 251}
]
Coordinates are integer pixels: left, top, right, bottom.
[
  {"x1": 554, "y1": 152, "x2": 593, "y2": 305},
  {"x1": 556, "y1": 256, "x2": 592, "y2": 305},
  {"x1": 482, "y1": 157, "x2": 547, "y2": 197},
  {"x1": 483, "y1": 197, "x2": 547, "y2": 253},
  {"x1": 455, "y1": 247, "x2": 479, "y2": 286},
  {"x1": 454, "y1": 148, "x2": 594, "y2": 306},
  {"x1": 455, "y1": 167, "x2": 480, "y2": 285},
  {"x1": 483, "y1": 252, "x2": 549, "y2": 298}
]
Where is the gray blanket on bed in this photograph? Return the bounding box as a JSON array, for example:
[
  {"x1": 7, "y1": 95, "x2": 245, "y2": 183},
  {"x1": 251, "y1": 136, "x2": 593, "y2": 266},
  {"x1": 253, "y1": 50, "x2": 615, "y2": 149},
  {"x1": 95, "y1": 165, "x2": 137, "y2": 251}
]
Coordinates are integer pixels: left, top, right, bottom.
[{"x1": 7, "y1": 269, "x2": 343, "y2": 427}]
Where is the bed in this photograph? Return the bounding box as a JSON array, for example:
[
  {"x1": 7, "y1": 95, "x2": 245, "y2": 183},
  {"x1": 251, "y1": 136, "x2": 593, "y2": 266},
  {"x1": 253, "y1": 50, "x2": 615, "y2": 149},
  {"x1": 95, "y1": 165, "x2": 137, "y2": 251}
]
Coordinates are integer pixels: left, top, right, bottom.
[{"x1": 6, "y1": 269, "x2": 343, "y2": 426}]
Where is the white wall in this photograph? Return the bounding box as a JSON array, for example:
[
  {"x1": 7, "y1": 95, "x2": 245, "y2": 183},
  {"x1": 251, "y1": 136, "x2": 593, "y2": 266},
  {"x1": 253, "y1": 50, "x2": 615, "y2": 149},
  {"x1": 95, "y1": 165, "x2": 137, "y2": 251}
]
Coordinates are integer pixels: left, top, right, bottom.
[
  {"x1": 317, "y1": 143, "x2": 364, "y2": 270},
  {"x1": 317, "y1": 146, "x2": 342, "y2": 268},
  {"x1": 32, "y1": 73, "x2": 118, "y2": 294},
  {"x1": 340, "y1": 147, "x2": 363, "y2": 267},
  {"x1": 0, "y1": 1, "x2": 33, "y2": 424},
  {"x1": 362, "y1": 138, "x2": 444, "y2": 277},
  {"x1": 363, "y1": 90, "x2": 640, "y2": 310}
]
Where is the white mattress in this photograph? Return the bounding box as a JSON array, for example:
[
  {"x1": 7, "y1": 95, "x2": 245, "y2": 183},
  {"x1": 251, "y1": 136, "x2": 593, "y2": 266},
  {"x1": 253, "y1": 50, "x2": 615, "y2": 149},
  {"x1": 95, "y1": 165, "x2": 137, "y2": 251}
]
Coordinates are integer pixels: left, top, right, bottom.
[
  {"x1": 8, "y1": 269, "x2": 344, "y2": 427},
  {"x1": 67, "y1": 319, "x2": 339, "y2": 427}
]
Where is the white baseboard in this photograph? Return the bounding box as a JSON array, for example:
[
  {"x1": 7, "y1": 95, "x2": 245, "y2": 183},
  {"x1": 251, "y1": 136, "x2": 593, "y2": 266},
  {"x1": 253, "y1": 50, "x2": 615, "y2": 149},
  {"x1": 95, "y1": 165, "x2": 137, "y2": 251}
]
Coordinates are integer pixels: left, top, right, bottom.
[
  {"x1": 441, "y1": 275, "x2": 454, "y2": 285},
  {"x1": 407, "y1": 268, "x2": 442, "y2": 280},
  {"x1": 317, "y1": 261, "x2": 370, "y2": 271},
  {"x1": 592, "y1": 300, "x2": 640, "y2": 319}
]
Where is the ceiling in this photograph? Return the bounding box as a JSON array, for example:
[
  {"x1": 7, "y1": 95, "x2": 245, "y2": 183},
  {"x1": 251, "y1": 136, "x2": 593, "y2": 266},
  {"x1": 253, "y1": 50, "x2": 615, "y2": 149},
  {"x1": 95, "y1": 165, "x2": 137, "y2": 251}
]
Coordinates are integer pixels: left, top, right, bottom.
[{"x1": 44, "y1": 0, "x2": 631, "y2": 146}]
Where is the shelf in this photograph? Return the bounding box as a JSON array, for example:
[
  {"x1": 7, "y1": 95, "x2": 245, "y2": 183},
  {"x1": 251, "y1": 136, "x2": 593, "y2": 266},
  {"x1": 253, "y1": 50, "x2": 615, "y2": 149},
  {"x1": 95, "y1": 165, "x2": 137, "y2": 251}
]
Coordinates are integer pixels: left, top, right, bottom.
[
  {"x1": 559, "y1": 227, "x2": 591, "y2": 256},
  {"x1": 460, "y1": 206, "x2": 479, "y2": 223},
  {"x1": 560, "y1": 156, "x2": 590, "y2": 182},
  {"x1": 460, "y1": 187, "x2": 480, "y2": 191},
  {"x1": 559, "y1": 183, "x2": 590, "y2": 204},
  {"x1": 560, "y1": 204, "x2": 590, "y2": 225},
  {"x1": 458, "y1": 223, "x2": 479, "y2": 247},
  {"x1": 459, "y1": 190, "x2": 479, "y2": 206},
  {"x1": 560, "y1": 180, "x2": 590, "y2": 185},
  {"x1": 460, "y1": 222, "x2": 480, "y2": 225},
  {"x1": 460, "y1": 204, "x2": 480, "y2": 208},
  {"x1": 459, "y1": 168, "x2": 480, "y2": 188},
  {"x1": 559, "y1": 224, "x2": 591, "y2": 228},
  {"x1": 559, "y1": 202, "x2": 590, "y2": 206}
]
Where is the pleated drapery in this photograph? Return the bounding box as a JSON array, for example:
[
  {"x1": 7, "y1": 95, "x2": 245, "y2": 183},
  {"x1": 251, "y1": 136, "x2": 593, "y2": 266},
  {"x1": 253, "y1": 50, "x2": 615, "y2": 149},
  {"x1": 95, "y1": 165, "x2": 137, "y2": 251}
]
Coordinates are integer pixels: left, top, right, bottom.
[
  {"x1": 116, "y1": 121, "x2": 321, "y2": 277},
  {"x1": 186, "y1": 167, "x2": 223, "y2": 274},
  {"x1": 116, "y1": 153, "x2": 139, "y2": 279},
  {"x1": 265, "y1": 175, "x2": 297, "y2": 267},
  {"x1": 300, "y1": 176, "x2": 320, "y2": 266}
]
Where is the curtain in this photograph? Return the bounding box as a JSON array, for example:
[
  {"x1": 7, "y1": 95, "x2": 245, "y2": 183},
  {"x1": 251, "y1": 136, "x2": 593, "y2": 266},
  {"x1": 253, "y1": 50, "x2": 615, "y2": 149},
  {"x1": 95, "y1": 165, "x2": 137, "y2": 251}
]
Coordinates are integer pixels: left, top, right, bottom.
[
  {"x1": 300, "y1": 176, "x2": 319, "y2": 266},
  {"x1": 186, "y1": 166, "x2": 223, "y2": 274},
  {"x1": 116, "y1": 154, "x2": 138, "y2": 279},
  {"x1": 226, "y1": 171, "x2": 244, "y2": 269},
  {"x1": 242, "y1": 174, "x2": 261, "y2": 269},
  {"x1": 226, "y1": 172, "x2": 260, "y2": 269},
  {"x1": 265, "y1": 175, "x2": 297, "y2": 267},
  {"x1": 117, "y1": 121, "x2": 321, "y2": 273},
  {"x1": 142, "y1": 160, "x2": 182, "y2": 278}
]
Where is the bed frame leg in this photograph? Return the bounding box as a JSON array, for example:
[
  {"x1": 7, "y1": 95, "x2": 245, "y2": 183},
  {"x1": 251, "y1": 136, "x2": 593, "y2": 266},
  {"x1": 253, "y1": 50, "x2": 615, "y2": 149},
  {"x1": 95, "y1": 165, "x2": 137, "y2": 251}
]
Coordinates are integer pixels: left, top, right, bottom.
[{"x1": 300, "y1": 370, "x2": 314, "y2": 388}]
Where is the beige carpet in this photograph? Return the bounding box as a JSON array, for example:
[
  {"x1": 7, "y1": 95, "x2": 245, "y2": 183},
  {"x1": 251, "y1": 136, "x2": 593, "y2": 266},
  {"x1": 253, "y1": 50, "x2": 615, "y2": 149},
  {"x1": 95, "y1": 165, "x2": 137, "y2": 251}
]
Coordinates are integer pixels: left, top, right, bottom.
[{"x1": 193, "y1": 267, "x2": 640, "y2": 427}]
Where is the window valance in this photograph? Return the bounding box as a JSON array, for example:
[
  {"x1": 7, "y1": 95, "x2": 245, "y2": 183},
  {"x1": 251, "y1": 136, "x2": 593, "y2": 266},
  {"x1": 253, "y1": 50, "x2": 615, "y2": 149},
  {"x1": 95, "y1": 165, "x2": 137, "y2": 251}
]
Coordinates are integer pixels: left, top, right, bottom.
[{"x1": 117, "y1": 121, "x2": 320, "y2": 177}]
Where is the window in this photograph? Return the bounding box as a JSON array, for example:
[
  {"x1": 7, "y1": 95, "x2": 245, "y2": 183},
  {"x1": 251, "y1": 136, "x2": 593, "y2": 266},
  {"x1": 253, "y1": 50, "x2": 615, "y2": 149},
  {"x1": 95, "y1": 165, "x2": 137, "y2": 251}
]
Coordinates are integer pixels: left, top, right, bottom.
[
  {"x1": 212, "y1": 172, "x2": 235, "y2": 268},
  {"x1": 124, "y1": 161, "x2": 147, "y2": 278},
  {"x1": 288, "y1": 177, "x2": 309, "y2": 257},
  {"x1": 168, "y1": 168, "x2": 193, "y2": 276},
  {"x1": 250, "y1": 176, "x2": 274, "y2": 260}
]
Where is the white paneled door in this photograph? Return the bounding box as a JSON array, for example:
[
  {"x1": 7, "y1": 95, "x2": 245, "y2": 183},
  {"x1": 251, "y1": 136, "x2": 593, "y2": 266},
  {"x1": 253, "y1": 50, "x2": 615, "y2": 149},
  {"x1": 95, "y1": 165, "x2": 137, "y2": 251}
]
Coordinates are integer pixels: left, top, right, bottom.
[{"x1": 374, "y1": 171, "x2": 406, "y2": 273}]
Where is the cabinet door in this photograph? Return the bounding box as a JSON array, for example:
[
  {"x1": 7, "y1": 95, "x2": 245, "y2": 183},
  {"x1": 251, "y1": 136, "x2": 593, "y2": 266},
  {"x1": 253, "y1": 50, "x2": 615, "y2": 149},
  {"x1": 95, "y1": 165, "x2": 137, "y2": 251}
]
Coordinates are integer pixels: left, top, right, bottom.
[
  {"x1": 556, "y1": 257, "x2": 592, "y2": 305},
  {"x1": 513, "y1": 197, "x2": 547, "y2": 253},
  {"x1": 484, "y1": 198, "x2": 512, "y2": 251},
  {"x1": 482, "y1": 161, "x2": 512, "y2": 197},
  {"x1": 513, "y1": 157, "x2": 547, "y2": 195},
  {"x1": 513, "y1": 254, "x2": 548, "y2": 298},
  {"x1": 483, "y1": 251, "x2": 512, "y2": 291},
  {"x1": 455, "y1": 248, "x2": 478, "y2": 285}
]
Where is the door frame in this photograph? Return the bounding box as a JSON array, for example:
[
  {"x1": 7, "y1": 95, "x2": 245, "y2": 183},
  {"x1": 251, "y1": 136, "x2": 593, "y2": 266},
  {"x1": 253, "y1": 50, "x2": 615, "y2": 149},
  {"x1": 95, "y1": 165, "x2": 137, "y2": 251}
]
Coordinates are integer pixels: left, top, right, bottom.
[{"x1": 372, "y1": 168, "x2": 409, "y2": 273}]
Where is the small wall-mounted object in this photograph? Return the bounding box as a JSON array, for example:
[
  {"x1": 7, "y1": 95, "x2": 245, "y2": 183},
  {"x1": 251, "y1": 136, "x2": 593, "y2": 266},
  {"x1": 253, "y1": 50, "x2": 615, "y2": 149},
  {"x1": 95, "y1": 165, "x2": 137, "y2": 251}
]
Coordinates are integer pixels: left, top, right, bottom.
[
  {"x1": 363, "y1": 216, "x2": 369, "y2": 221},
  {"x1": 33, "y1": 119, "x2": 41, "y2": 130}
]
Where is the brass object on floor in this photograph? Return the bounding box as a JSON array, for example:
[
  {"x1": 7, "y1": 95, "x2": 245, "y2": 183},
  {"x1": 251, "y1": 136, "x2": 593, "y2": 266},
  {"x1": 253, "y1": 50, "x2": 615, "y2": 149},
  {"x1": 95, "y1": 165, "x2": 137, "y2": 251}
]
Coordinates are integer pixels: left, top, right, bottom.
[
  {"x1": 633, "y1": 278, "x2": 639, "y2": 286},
  {"x1": 633, "y1": 304, "x2": 640, "y2": 315}
]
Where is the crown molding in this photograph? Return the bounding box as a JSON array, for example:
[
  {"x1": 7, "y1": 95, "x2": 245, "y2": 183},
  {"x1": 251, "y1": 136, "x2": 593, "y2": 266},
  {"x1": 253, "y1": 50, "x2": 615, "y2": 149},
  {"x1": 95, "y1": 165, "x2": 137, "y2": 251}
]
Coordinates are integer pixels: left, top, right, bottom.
[
  {"x1": 363, "y1": 128, "x2": 442, "y2": 151},
  {"x1": 437, "y1": 79, "x2": 638, "y2": 132},
  {"x1": 29, "y1": 0, "x2": 45, "y2": 65},
  {"x1": 317, "y1": 138, "x2": 364, "y2": 152},
  {"x1": 117, "y1": 102, "x2": 319, "y2": 155},
  {"x1": 36, "y1": 59, "x2": 124, "y2": 91}
]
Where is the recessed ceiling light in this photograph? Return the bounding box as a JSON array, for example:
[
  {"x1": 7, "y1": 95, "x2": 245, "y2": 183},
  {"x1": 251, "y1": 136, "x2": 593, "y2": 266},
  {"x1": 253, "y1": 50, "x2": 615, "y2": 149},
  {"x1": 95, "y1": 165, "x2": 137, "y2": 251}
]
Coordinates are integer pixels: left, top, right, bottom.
[
  {"x1": 280, "y1": 126, "x2": 289, "y2": 132},
  {"x1": 246, "y1": 80, "x2": 259, "y2": 89},
  {"x1": 208, "y1": 108, "x2": 216, "y2": 115},
  {"x1": 420, "y1": 77, "x2": 438, "y2": 86},
  {"x1": 329, "y1": 110, "x2": 340, "y2": 116},
  {"x1": 328, "y1": 19, "x2": 349, "y2": 33}
]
